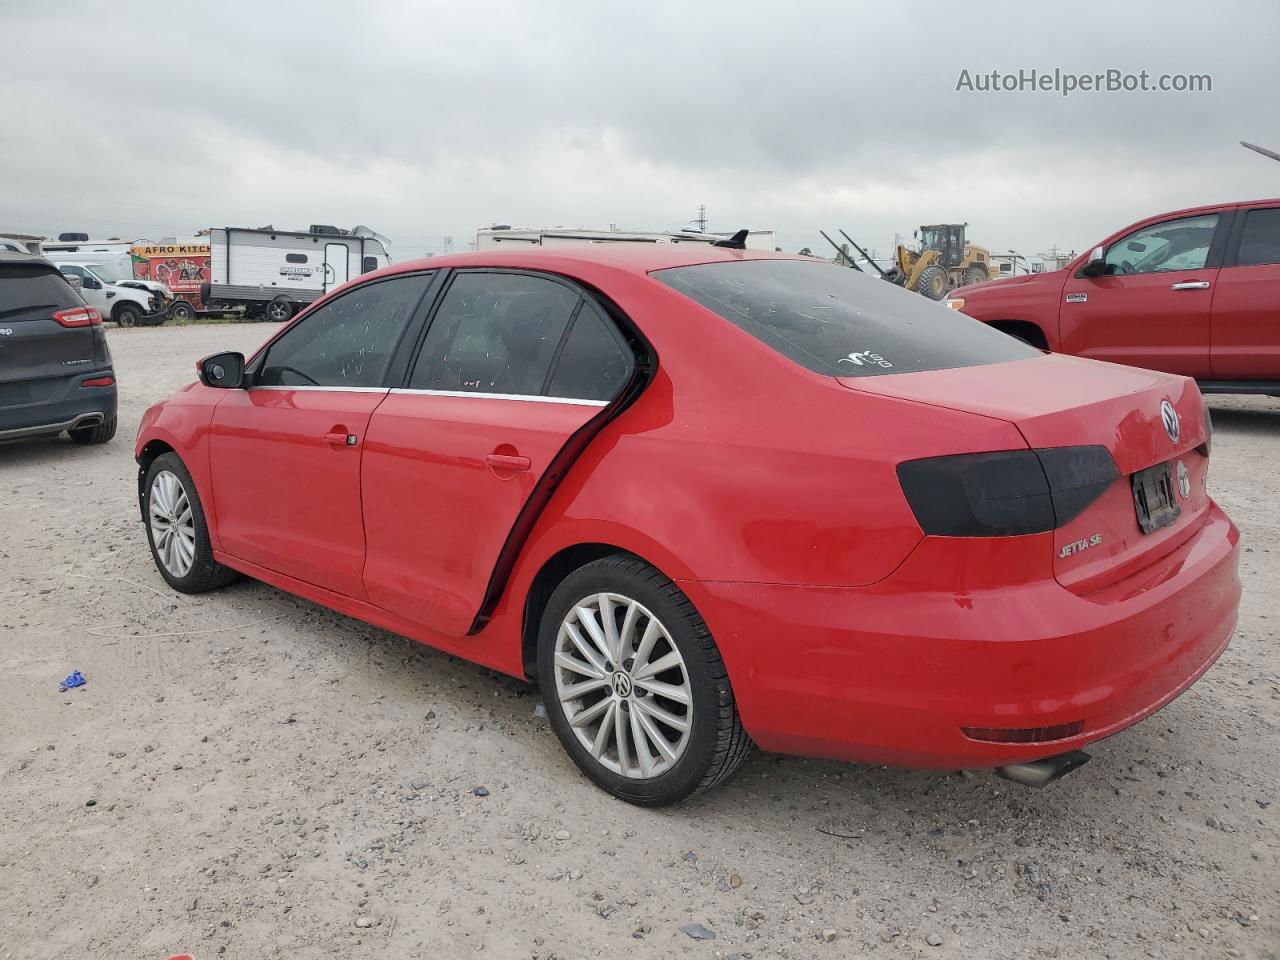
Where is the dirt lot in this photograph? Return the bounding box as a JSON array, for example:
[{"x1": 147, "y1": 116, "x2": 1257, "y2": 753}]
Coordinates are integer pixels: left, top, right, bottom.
[{"x1": 1, "y1": 324, "x2": 1276, "y2": 960}]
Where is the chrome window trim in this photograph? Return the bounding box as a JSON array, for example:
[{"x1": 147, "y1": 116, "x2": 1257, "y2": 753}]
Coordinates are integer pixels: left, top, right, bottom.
[
  {"x1": 248, "y1": 385, "x2": 389, "y2": 393},
  {"x1": 389, "y1": 388, "x2": 607, "y2": 407}
]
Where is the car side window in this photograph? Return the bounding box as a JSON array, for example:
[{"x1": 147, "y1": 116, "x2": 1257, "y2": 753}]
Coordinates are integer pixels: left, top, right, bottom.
[
  {"x1": 1103, "y1": 214, "x2": 1219, "y2": 275},
  {"x1": 409, "y1": 272, "x2": 581, "y2": 396},
  {"x1": 257, "y1": 273, "x2": 431, "y2": 388},
  {"x1": 60, "y1": 265, "x2": 86, "y2": 279},
  {"x1": 1235, "y1": 208, "x2": 1280, "y2": 267},
  {"x1": 546, "y1": 302, "x2": 634, "y2": 401}
]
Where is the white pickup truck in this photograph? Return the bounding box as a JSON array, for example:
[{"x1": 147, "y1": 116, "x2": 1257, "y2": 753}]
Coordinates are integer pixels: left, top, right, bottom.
[{"x1": 54, "y1": 262, "x2": 164, "y2": 327}]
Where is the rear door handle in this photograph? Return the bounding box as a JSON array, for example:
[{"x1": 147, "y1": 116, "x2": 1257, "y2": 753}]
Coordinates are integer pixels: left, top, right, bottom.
[
  {"x1": 1170, "y1": 281, "x2": 1211, "y2": 290},
  {"x1": 325, "y1": 430, "x2": 358, "y2": 447},
  {"x1": 485, "y1": 453, "x2": 531, "y2": 471}
]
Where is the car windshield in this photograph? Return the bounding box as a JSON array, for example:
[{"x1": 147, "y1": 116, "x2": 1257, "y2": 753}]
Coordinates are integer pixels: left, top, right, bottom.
[
  {"x1": 85, "y1": 262, "x2": 124, "y2": 283},
  {"x1": 653, "y1": 258, "x2": 1040, "y2": 377}
]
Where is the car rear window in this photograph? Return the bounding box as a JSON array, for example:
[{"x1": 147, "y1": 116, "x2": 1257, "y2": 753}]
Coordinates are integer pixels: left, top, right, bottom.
[
  {"x1": 653, "y1": 258, "x2": 1039, "y2": 377},
  {"x1": 0, "y1": 262, "x2": 81, "y2": 321}
]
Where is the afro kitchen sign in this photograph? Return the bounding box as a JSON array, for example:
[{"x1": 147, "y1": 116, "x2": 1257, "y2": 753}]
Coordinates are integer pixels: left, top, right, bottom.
[{"x1": 131, "y1": 242, "x2": 211, "y2": 304}]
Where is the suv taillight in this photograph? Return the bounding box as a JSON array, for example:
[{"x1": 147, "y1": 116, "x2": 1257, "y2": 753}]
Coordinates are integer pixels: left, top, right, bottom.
[
  {"x1": 52, "y1": 306, "x2": 102, "y2": 327},
  {"x1": 897, "y1": 445, "x2": 1118, "y2": 537}
]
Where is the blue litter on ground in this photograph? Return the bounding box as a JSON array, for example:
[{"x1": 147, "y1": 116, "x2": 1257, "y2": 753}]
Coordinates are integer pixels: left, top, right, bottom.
[{"x1": 59, "y1": 670, "x2": 86, "y2": 691}]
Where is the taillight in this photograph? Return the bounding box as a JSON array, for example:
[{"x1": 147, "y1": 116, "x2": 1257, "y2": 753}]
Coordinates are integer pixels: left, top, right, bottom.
[
  {"x1": 1198, "y1": 399, "x2": 1213, "y2": 457},
  {"x1": 897, "y1": 445, "x2": 1118, "y2": 537},
  {"x1": 52, "y1": 306, "x2": 102, "y2": 327},
  {"x1": 81, "y1": 376, "x2": 115, "y2": 388}
]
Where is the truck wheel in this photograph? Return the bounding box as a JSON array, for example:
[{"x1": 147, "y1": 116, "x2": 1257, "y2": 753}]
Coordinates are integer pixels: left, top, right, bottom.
[
  {"x1": 963, "y1": 264, "x2": 989, "y2": 285},
  {"x1": 266, "y1": 298, "x2": 294, "y2": 322},
  {"x1": 114, "y1": 304, "x2": 141, "y2": 327},
  {"x1": 169, "y1": 300, "x2": 195, "y2": 323},
  {"x1": 69, "y1": 416, "x2": 116, "y2": 445},
  {"x1": 915, "y1": 265, "x2": 949, "y2": 300}
]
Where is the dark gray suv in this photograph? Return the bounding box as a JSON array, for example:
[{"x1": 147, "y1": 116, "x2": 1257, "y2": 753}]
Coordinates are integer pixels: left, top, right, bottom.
[{"x1": 0, "y1": 253, "x2": 117, "y2": 444}]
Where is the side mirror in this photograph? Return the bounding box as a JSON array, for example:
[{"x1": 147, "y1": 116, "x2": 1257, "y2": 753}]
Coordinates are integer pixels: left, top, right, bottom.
[
  {"x1": 198, "y1": 351, "x2": 246, "y2": 389},
  {"x1": 82, "y1": 275, "x2": 102, "y2": 290},
  {"x1": 1080, "y1": 245, "x2": 1108, "y2": 277}
]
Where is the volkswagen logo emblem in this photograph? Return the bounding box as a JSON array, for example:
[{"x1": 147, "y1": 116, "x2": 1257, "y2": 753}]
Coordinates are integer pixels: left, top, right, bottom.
[
  {"x1": 610, "y1": 672, "x2": 633, "y2": 698},
  {"x1": 1160, "y1": 399, "x2": 1180, "y2": 443}
]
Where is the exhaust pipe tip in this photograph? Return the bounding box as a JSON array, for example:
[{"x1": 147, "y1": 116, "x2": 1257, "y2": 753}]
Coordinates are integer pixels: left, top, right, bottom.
[{"x1": 995, "y1": 749, "x2": 1091, "y2": 789}]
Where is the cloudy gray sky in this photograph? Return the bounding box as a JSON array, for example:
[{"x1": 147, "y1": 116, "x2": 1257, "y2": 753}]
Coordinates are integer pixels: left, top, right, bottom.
[{"x1": 2, "y1": 1, "x2": 1276, "y2": 261}]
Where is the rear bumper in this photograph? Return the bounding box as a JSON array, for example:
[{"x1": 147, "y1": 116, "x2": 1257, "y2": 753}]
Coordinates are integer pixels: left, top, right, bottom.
[
  {"x1": 0, "y1": 372, "x2": 117, "y2": 439},
  {"x1": 688, "y1": 502, "x2": 1240, "y2": 768}
]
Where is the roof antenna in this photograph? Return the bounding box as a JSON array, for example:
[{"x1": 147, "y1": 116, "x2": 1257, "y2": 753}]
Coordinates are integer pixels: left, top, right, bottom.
[{"x1": 712, "y1": 229, "x2": 749, "y2": 249}]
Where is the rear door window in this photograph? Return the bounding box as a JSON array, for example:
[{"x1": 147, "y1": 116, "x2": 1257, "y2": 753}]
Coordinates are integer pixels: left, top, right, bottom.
[
  {"x1": 1234, "y1": 208, "x2": 1280, "y2": 267},
  {"x1": 409, "y1": 272, "x2": 581, "y2": 396},
  {"x1": 654, "y1": 258, "x2": 1039, "y2": 377},
  {"x1": 0, "y1": 263, "x2": 81, "y2": 321},
  {"x1": 257, "y1": 273, "x2": 431, "y2": 387}
]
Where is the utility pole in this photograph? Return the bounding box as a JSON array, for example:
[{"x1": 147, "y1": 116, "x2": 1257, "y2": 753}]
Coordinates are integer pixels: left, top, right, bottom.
[{"x1": 696, "y1": 204, "x2": 707, "y2": 233}]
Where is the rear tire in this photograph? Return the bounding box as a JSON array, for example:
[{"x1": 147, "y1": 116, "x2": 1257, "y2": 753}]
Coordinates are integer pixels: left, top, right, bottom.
[
  {"x1": 537, "y1": 555, "x2": 752, "y2": 805},
  {"x1": 169, "y1": 300, "x2": 195, "y2": 323},
  {"x1": 915, "y1": 264, "x2": 949, "y2": 300},
  {"x1": 68, "y1": 416, "x2": 116, "y2": 445},
  {"x1": 143, "y1": 452, "x2": 239, "y2": 593},
  {"x1": 265, "y1": 297, "x2": 293, "y2": 322}
]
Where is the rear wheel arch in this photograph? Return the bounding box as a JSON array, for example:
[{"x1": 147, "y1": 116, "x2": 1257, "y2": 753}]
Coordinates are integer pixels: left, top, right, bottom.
[
  {"x1": 522, "y1": 543, "x2": 659, "y2": 679},
  {"x1": 989, "y1": 319, "x2": 1049, "y2": 350}
]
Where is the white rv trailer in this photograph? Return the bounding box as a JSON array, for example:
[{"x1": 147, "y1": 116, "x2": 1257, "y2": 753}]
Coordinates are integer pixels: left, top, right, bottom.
[
  {"x1": 207, "y1": 225, "x2": 392, "y2": 320},
  {"x1": 475, "y1": 227, "x2": 777, "y2": 252}
]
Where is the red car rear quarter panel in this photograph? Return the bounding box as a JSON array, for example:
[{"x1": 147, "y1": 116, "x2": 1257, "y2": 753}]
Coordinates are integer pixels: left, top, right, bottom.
[{"x1": 503, "y1": 273, "x2": 1031, "y2": 590}]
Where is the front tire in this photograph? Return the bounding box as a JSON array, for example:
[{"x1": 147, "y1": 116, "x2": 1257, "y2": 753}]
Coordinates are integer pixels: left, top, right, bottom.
[
  {"x1": 143, "y1": 453, "x2": 239, "y2": 593},
  {"x1": 915, "y1": 264, "x2": 949, "y2": 300},
  {"x1": 114, "y1": 304, "x2": 141, "y2": 327},
  {"x1": 537, "y1": 555, "x2": 752, "y2": 805},
  {"x1": 68, "y1": 416, "x2": 116, "y2": 445}
]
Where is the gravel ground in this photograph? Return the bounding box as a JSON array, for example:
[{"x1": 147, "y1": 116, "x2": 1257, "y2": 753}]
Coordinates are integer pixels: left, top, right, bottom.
[{"x1": 1, "y1": 325, "x2": 1276, "y2": 960}]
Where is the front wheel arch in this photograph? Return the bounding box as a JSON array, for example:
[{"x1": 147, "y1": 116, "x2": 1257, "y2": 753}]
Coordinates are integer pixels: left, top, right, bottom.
[
  {"x1": 989, "y1": 319, "x2": 1050, "y2": 350},
  {"x1": 136, "y1": 439, "x2": 176, "y2": 522}
]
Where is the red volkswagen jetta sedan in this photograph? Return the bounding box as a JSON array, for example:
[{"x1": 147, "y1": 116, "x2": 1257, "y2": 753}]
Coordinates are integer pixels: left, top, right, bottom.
[{"x1": 134, "y1": 244, "x2": 1240, "y2": 805}]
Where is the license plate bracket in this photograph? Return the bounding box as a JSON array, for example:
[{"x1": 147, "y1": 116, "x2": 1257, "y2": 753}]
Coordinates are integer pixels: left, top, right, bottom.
[{"x1": 1132, "y1": 461, "x2": 1181, "y2": 534}]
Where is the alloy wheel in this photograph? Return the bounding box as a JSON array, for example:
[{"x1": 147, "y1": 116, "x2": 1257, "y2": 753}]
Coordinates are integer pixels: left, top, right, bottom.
[
  {"x1": 553, "y1": 592, "x2": 693, "y2": 779},
  {"x1": 149, "y1": 470, "x2": 196, "y2": 578}
]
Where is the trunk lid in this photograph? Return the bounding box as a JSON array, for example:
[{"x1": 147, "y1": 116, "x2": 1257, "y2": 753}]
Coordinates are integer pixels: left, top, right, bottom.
[
  {"x1": 842, "y1": 353, "x2": 1211, "y2": 593},
  {"x1": 0, "y1": 261, "x2": 98, "y2": 406}
]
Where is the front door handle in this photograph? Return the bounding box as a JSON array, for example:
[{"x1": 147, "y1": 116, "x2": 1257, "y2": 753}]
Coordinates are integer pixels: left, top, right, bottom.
[
  {"x1": 485, "y1": 453, "x2": 531, "y2": 471},
  {"x1": 1170, "y1": 281, "x2": 1211, "y2": 290},
  {"x1": 325, "y1": 429, "x2": 358, "y2": 447}
]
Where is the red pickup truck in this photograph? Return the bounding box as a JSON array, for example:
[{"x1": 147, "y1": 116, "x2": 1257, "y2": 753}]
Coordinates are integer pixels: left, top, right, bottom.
[{"x1": 948, "y1": 199, "x2": 1280, "y2": 394}]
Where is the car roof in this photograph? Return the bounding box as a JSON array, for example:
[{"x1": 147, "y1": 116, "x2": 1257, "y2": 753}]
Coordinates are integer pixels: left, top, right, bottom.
[
  {"x1": 1144, "y1": 197, "x2": 1280, "y2": 221},
  {"x1": 0, "y1": 251, "x2": 57, "y2": 267},
  {"x1": 377, "y1": 243, "x2": 806, "y2": 279}
]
